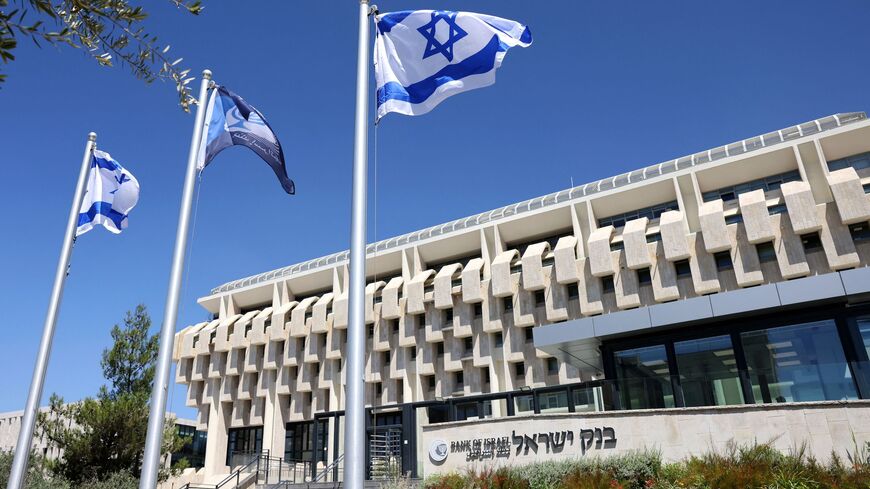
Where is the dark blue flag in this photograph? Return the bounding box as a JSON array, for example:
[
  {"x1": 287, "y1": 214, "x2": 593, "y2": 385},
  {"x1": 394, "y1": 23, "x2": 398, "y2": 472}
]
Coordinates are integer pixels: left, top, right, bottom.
[{"x1": 198, "y1": 86, "x2": 295, "y2": 194}]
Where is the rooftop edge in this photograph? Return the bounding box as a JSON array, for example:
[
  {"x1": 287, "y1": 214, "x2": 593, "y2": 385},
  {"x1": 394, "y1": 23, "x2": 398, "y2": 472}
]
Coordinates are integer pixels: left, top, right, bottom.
[{"x1": 211, "y1": 112, "x2": 867, "y2": 295}]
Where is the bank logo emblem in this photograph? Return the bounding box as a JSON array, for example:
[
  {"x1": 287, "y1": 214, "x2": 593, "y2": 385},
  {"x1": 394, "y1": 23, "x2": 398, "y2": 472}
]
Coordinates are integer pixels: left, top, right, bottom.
[{"x1": 429, "y1": 439, "x2": 449, "y2": 462}]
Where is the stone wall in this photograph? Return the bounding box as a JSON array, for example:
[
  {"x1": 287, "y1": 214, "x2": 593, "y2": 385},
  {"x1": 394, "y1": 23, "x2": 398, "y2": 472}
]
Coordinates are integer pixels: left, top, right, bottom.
[{"x1": 419, "y1": 401, "x2": 870, "y2": 476}]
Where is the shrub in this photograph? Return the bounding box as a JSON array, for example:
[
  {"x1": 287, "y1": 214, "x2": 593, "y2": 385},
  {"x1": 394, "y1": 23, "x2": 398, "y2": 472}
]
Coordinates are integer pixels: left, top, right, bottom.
[
  {"x1": 522, "y1": 459, "x2": 585, "y2": 489},
  {"x1": 0, "y1": 450, "x2": 71, "y2": 489},
  {"x1": 597, "y1": 449, "x2": 661, "y2": 488},
  {"x1": 423, "y1": 442, "x2": 870, "y2": 489},
  {"x1": 469, "y1": 466, "x2": 530, "y2": 489},
  {"x1": 80, "y1": 471, "x2": 139, "y2": 489},
  {"x1": 425, "y1": 471, "x2": 471, "y2": 489},
  {"x1": 562, "y1": 469, "x2": 625, "y2": 489}
]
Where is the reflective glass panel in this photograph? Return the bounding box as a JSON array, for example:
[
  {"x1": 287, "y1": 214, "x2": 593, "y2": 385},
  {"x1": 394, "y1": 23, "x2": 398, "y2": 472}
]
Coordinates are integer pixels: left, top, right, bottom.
[
  {"x1": 613, "y1": 345, "x2": 675, "y2": 409},
  {"x1": 514, "y1": 394, "x2": 534, "y2": 414},
  {"x1": 674, "y1": 335, "x2": 744, "y2": 407},
  {"x1": 858, "y1": 317, "x2": 870, "y2": 359},
  {"x1": 455, "y1": 401, "x2": 479, "y2": 421},
  {"x1": 851, "y1": 317, "x2": 870, "y2": 394},
  {"x1": 538, "y1": 391, "x2": 569, "y2": 413},
  {"x1": 227, "y1": 426, "x2": 263, "y2": 466},
  {"x1": 572, "y1": 386, "x2": 603, "y2": 412},
  {"x1": 284, "y1": 420, "x2": 328, "y2": 463},
  {"x1": 740, "y1": 320, "x2": 857, "y2": 403}
]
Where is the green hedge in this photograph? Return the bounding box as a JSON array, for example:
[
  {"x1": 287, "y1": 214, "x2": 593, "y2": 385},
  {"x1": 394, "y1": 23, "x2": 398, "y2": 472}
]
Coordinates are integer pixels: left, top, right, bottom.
[
  {"x1": 0, "y1": 451, "x2": 137, "y2": 489},
  {"x1": 421, "y1": 442, "x2": 870, "y2": 489}
]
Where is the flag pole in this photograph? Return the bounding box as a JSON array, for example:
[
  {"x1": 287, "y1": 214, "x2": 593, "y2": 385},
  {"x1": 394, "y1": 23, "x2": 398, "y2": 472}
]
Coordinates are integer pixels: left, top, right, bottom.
[
  {"x1": 139, "y1": 69, "x2": 213, "y2": 489},
  {"x1": 345, "y1": 1, "x2": 372, "y2": 488},
  {"x1": 7, "y1": 132, "x2": 96, "y2": 489}
]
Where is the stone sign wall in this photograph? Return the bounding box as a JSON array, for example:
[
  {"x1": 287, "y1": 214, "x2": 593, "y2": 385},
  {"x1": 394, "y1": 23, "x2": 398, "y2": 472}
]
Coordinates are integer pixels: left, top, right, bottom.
[{"x1": 420, "y1": 401, "x2": 870, "y2": 476}]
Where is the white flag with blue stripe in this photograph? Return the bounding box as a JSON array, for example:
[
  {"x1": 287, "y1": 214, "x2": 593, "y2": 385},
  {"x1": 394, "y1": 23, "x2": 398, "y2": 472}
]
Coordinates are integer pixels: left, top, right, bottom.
[
  {"x1": 374, "y1": 10, "x2": 532, "y2": 120},
  {"x1": 76, "y1": 150, "x2": 140, "y2": 236}
]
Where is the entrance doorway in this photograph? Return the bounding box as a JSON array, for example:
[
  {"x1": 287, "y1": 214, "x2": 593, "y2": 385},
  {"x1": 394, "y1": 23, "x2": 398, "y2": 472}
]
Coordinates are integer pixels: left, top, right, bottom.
[{"x1": 367, "y1": 410, "x2": 403, "y2": 479}]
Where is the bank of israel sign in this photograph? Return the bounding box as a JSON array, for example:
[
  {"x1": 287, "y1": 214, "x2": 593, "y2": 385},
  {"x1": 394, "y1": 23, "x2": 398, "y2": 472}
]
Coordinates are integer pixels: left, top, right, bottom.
[
  {"x1": 429, "y1": 426, "x2": 617, "y2": 463},
  {"x1": 429, "y1": 439, "x2": 449, "y2": 463}
]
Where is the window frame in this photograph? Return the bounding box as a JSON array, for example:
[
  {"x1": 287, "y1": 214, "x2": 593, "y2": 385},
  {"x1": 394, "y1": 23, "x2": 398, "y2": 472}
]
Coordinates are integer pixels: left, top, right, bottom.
[{"x1": 602, "y1": 303, "x2": 868, "y2": 409}]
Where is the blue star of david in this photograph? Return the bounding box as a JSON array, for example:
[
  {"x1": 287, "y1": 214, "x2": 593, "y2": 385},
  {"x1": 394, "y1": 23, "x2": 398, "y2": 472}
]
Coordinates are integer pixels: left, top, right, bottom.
[{"x1": 417, "y1": 11, "x2": 467, "y2": 62}]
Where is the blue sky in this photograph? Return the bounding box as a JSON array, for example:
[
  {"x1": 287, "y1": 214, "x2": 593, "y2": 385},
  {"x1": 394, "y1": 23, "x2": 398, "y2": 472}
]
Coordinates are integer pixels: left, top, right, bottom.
[{"x1": 2, "y1": 1, "x2": 870, "y2": 417}]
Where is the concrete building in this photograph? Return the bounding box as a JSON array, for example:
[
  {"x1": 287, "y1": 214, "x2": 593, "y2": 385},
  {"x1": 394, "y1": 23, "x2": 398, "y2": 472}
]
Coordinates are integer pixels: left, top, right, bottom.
[
  {"x1": 173, "y1": 112, "x2": 870, "y2": 481},
  {"x1": 0, "y1": 408, "x2": 205, "y2": 470},
  {"x1": 0, "y1": 408, "x2": 65, "y2": 461}
]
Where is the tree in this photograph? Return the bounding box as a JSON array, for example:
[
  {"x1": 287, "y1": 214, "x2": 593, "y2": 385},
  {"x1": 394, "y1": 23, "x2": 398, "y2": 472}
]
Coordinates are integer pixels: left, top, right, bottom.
[
  {"x1": 38, "y1": 304, "x2": 189, "y2": 485},
  {"x1": 0, "y1": 450, "x2": 70, "y2": 489},
  {"x1": 102, "y1": 304, "x2": 158, "y2": 400},
  {"x1": 0, "y1": 0, "x2": 203, "y2": 110}
]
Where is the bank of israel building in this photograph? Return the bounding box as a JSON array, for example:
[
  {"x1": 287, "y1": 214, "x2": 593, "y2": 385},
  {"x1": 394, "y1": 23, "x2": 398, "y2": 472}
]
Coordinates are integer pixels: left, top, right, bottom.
[{"x1": 173, "y1": 112, "x2": 870, "y2": 482}]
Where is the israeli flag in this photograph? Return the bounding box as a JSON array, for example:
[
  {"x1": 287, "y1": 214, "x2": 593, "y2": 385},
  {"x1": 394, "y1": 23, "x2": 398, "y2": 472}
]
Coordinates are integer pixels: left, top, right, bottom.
[
  {"x1": 374, "y1": 10, "x2": 532, "y2": 120},
  {"x1": 197, "y1": 86, "x2": 295, "y2": 194},
  {"x1": 76, "y1": 150, "x2": 140, "y2": 236}
]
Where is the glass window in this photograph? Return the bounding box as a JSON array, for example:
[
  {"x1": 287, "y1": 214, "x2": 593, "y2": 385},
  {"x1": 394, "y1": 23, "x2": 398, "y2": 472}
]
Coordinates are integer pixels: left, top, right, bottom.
[
  {"x1": 850, "y1": 223, "x2": 870, "y2": 242},
  {"x1": 856, "y1": 317, "x2": 870, "y2": 360},
  {"x1": 740, "y1": 320, "x2": 858, "y2": 403},
  {"x1": 850, "y1": 317, "x2": 870, "y2": 394},
  {"x1": 827, "y1": 151, "x2": 870, "y2": 173},
  {"x1": 481, "y1": 400, "x2": 495, "y2": 418},
  {"x1": 547, "y1": 357, "x2": 559, "y2": 375},
  {"x1": 514, "y1": 394, "x2": 534, "y2": 414},
  {"x1": 284, "y1": 420, "x2": 328, "y2": 464},
  {"x1": 637, "y1": 268, "x2": 652, "y2": 285},
  {"x1": 756, "y1": 242, "x2": 776, "y2": 263},
  {"x1": 427, "y1": 405, "x2": 449, "y2": 423},
  {"x1": 538, "y1": 391, "x2": 569, "y2": 413},
  {"x1": 172, "y1": 425, "x2": 207, "y2": 469},
  {"x1": 702, "y1": 170, "x2": 801, "y2": 202},
  {"x1": 674, "y1": 335, "x2": 744, "y2": 407},
  {"x1": 613, "y1": 345, "x2": 675, "y2": 409},
  {"x1": 598, "y1": 200, "x2": 679, "y2": 228},
  {"x1": 227, "y1": 426, "x2": 263, "y2": 466},
  {"x1": 568, "y1": 284, "x2": 580, "y2": 299},
  {"x1": 674, "y1": 260, "x2": 691, "y2": 277},
  {"x1": 714, "y1": 252, "x2": 733, "y2": 271},
  {"x1": 455, "y1": 401, "x2": 479, "y2": 421},
  {"x1": 572, "y1": 386, "x2": 604, "y2": 412}
]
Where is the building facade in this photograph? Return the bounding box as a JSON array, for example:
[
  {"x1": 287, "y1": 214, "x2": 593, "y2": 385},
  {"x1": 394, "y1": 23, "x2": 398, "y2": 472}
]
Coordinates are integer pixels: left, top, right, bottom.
[
  {"x1": 0, "y1": 408, "x2": 205, "y2": 470},
  {"x1": 0, "y1": 408, "x2": 64, "y2": 461},
  {"x1": 174, "y1": 112, "x2": 870, "y2": 480}
]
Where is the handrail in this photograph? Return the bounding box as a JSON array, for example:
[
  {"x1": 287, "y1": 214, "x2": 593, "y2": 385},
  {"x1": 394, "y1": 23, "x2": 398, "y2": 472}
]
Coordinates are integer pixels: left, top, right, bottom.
[
  {"x1": 213, "y1": 455, "x2": 260, "y2": 489},
  {"x1": 178, "y1": 451, "x2": 273, "y2": 489},
  {"x1": 314, "y1": 452, "x2": 344, "y2": 482},
  {"x1": 259, "y1": 454, "x2": 344, "y2": 489}
]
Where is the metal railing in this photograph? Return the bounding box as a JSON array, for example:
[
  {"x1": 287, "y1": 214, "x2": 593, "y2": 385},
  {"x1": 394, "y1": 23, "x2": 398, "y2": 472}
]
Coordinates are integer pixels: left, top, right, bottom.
[
  {"x1": 179, "y1": 451, "x2": 278, "y2": 489},
  {"x1": 313, "y1": 452, "x2": 344, "y2": 483},
  {"x1": 259, "y1": 454, "x2": 343, "y2": 489}
]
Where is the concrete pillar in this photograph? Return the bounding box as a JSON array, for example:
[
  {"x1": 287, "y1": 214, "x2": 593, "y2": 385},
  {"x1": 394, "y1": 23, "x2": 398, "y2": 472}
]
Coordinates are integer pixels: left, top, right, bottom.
[{"x1": 203, "y1": 392, "x2": 229, "y2": 477}]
